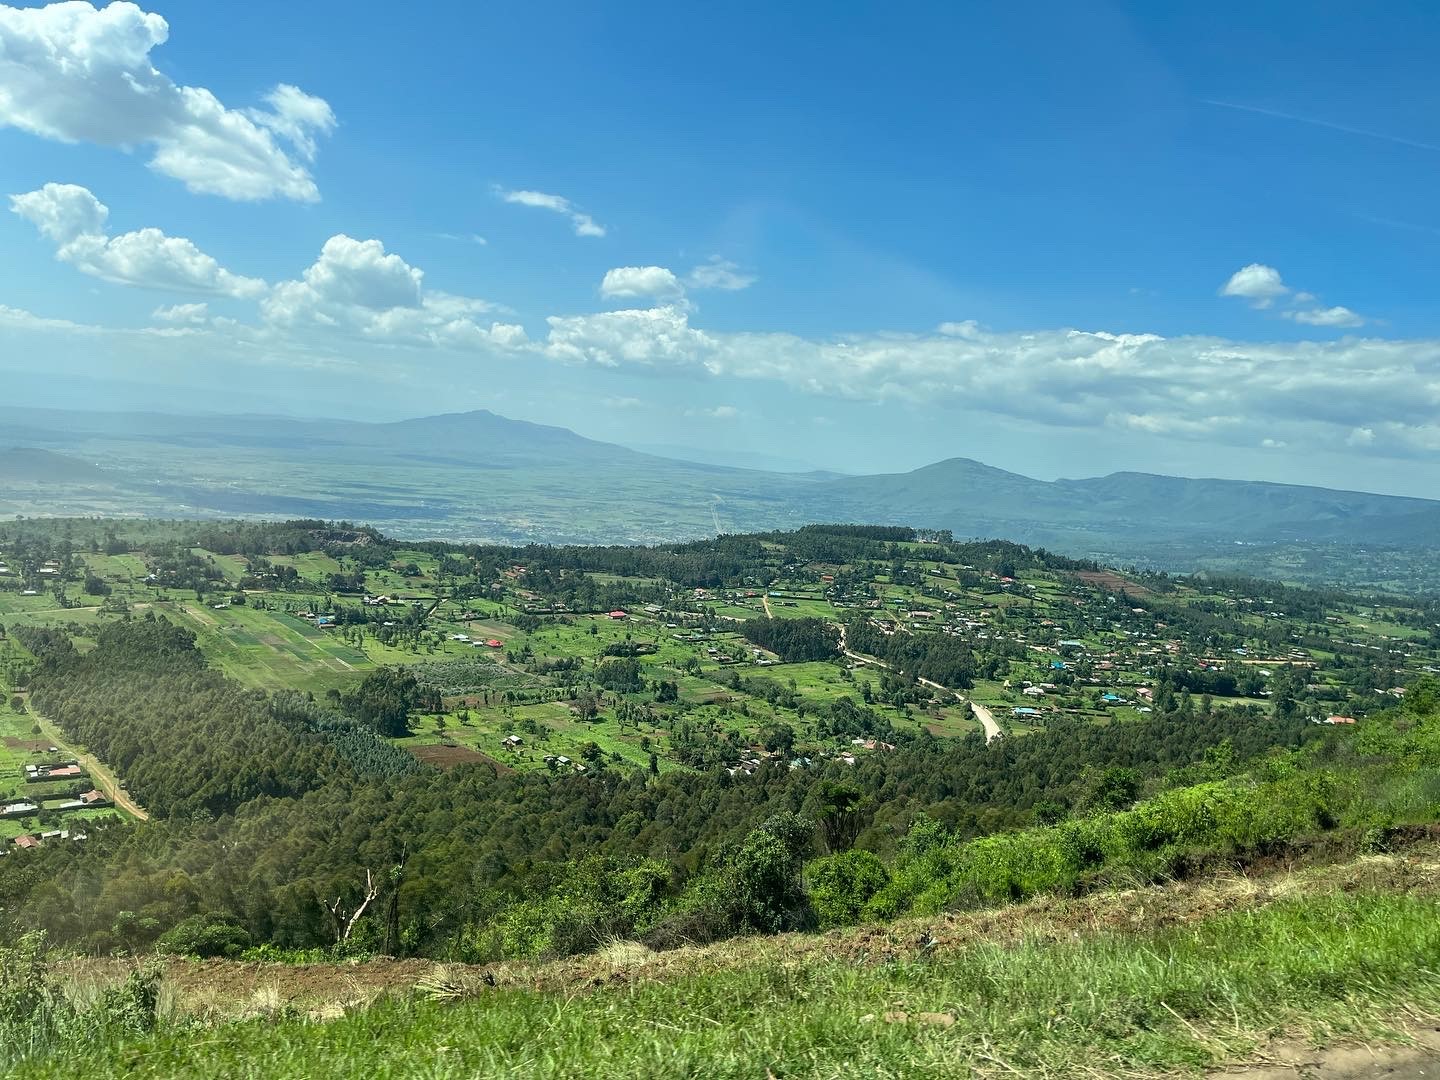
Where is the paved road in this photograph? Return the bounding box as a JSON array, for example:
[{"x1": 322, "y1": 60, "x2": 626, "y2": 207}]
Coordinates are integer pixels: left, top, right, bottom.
[
  {"x1": 966, "y1": 699, "x2": 1003, "y2": 743},
  {"x1": 27, "y1": 702, "x2": 149, "y2": 821}
]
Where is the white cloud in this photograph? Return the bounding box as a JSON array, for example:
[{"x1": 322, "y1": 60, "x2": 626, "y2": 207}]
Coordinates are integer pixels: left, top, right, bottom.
[
  {"x1": 686, "y1": 257, "x2": 756, "y2": 291},
  {"x1": 11, "y1": 183, "x2": 266, "y2": 297},
  {"x1": 1220, "y1": 263, "x2": 1289, "y2": 308},
  {"x1": 602, "y1": 395, "x2": 644, "y2": 409},
  {"x1": 1284, "y1": 305, "x2": 1367, "y2": 328},
  {"x1": 1221, "y1": 265, "x2": 1367, "y2": 327},
  {"x1": 262, "y1": 234, "x2": 525, "y2": 349},
  {"x1": 937, "y1": 320, "x2": 981, "y2": 339},
  {"x1": 544, "y1": 305, "x2": 714, "y2": 369},
  {"x1": 152, "y1": 302, "x2": 209, "y2": 324},
  {"x1": 539, "y1": 306, "x2": 1440, "y2": 457},
  {"x1": 497, "y1": 188, "x2": 606, "y2": 237},
  {"x1": 1346, "y1": 427, "x2": 1375, "y2": 446},
  {"x1": 0, "y1": 2, "x2": 333, "y2": 201},
  {"x1": 600, "y1": 265, "x2": 684, "y2": 300}
]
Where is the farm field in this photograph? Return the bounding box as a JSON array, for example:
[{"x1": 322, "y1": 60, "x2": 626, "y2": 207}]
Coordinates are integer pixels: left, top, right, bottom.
[{"x1": 0, "y1": 519, "x2": 1436, "y2": 781}]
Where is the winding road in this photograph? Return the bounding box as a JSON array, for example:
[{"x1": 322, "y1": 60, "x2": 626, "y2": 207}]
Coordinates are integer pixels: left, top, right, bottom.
[{"x1": 836, "y1": 624, "x2": 1002, "y2": 743}]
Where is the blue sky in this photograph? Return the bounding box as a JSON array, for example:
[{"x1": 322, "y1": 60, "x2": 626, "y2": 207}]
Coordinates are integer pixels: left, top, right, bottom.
[{"x1": 2, "y1": 0, "x2": 1438, "y2": 494}]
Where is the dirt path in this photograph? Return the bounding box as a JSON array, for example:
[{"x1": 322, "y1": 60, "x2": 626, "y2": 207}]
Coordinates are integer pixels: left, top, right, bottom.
[
  {"x1": 1210, "y1": 1028, "x2": 1440, "y2": 1079},
  {"x1": 762, "y1": 592, "x2": 774, "y2": 617},
  {"x1": 26, "y1": 701, "x2": 149, "y2": 821}
]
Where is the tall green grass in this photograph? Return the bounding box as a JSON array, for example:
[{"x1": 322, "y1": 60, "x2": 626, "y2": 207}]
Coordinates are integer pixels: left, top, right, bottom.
[{"x1": 14, "y1": 890, "x2": 1440, "y2": 1078}]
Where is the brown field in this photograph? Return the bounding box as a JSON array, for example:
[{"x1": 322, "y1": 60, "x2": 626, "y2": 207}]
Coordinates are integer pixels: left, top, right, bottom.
[
  {"x1": 409, "y1": 743, "x2": 507, "y2": 772},
  {"x1": 4, "y1": 736, "x2": 50, "y2": 752},
  {"x1": 1073, "y1": 569, "x2": 1154, "y2": 599}
]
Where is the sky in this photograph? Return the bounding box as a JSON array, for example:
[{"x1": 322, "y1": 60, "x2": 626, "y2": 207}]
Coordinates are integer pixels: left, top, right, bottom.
[{"x1": 1, "y1": 1, "x2": 1438, "y2": 494}]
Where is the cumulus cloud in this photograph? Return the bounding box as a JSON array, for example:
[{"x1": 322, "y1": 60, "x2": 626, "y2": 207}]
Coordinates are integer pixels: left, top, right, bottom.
[
  {"x1": 262, "y1": 234, "x2": 525, "y2": 349},
  {"x1": 0, "y1": 2, "x2": 334, "y2": 201},
  {"x1": 1284, "y1": 305, "x2": 1367, "y2": 328},
  {"x1": 1221, "y1": 263, "x2": 1367, "y2": 327},
  {"x1": 686, "y1": 257, "x2": 756, "y2": 291},
  {"x1": 545, "y1": 305, "x2": 713, "y2": 369},
  {"x1": 539, "y1": 305, "x2": 1440, "y2": 457},
  {"x1": 11, "y1": 183, "x2": 266, "y2": 297},
  {"x1": 1220, "y1": 263, "x2": 1289, "y2": 308},
  {"x1": 497, "y1": 188, "x2": 606, "y2": 237},
  {"x1": 600, "y1": 265, "x2": 684, "y2": 300}
]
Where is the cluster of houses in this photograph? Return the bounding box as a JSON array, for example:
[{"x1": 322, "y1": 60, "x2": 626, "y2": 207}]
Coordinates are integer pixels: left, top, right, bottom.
[
  {"x1": 449, "y1": 633, "x2": 504, "y2": 649},
  {"x1": 7, "y1": 829, "x2": 87, "y2": 852}
]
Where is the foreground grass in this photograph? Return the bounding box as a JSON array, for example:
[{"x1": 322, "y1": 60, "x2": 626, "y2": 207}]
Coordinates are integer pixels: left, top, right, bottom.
[{"x1": 17, "y1": 890, "x2": 1440, "y2": 1079}]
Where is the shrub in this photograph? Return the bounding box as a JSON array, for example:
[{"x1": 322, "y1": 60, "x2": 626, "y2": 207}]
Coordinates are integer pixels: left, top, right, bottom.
[
  {"x1": 155, "y1": 914, "x2": 252, "y2": 958},
  {"x1": 805, "y1": 850, "x2": 890, "y2": 929}
]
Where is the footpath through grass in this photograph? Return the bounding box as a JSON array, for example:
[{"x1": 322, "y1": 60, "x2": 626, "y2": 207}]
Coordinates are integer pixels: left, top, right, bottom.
[{"x1": 16, "y1": 889, "x2": 1440, "y2": 1079}]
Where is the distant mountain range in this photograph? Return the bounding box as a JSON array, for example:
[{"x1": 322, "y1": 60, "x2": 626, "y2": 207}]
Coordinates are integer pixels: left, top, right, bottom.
[{"x1": 2, "y1": 406, "x2": 1438, "y2": 579}]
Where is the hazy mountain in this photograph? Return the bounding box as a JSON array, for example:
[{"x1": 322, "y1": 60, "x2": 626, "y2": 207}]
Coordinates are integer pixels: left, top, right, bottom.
[
  {"x1": 2, "y1": 406, "x2": 1438, "y2": 568},
  {"x1": 625, "y1": 442, "x2": 843, "y2": 476}
]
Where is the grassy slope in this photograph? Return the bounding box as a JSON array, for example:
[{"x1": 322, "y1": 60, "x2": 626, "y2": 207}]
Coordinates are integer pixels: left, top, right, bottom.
[{"x1": 22, "y1": 846, "x2": 1440, "y2": 1078}]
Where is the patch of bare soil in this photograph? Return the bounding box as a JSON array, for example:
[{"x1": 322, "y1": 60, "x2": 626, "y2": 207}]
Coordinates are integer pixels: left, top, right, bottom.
[
  {"x1": 3, "y1": 736, "x2": 49, "y2": 752},
  {"x1": 1211, "y1": 1022, "x2": 1440, "y2": 1078},
  {"x1": 408, "y1": 743, "x2": 508, "y2": 772},
  {"x1": 1074, "y1": 569, "x2": 1155, "y2": 599}
]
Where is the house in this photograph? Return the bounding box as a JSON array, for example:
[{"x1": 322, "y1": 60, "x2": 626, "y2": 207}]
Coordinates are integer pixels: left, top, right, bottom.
[
  {"x1": 1, "y1": 801, "x2": 39, "y2": 818},
  {"x1": 1012, "y1": 707, "x2": 1041, "y2": 717},
  {"x1": 502, "y1": 735, "x2": 523, "y2": 748},
  {"x1": 28, "y1": 763, "x2": 84, "y2": 782},
  {"x1": 485, "y1": 639, "x2": 504, "y2": 648},
  {"x1": 1325, "y1": 715, "x2": 1357, "y2": 725},
  {"x1": 607, "y1": 610, "x2": 628, "y2": 620},
  {"x1": 80, "y1": 789, "x2": 108, "y2": 805},
  {"x1": 12, "y1": 835, "x2": 39, "y2": 849},
  {"x1": 1022, "y1": 685, "x2": 1046, "y2": 696}
]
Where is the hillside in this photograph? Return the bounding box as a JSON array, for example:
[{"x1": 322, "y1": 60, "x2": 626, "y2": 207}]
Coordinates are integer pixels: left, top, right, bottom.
[
  {"x1": 0, "y1": 518, "x2": 1437, "y2": 1075},
  {"x1": 15, "y1": 844, "x2": 1440, "y2": 1078}
]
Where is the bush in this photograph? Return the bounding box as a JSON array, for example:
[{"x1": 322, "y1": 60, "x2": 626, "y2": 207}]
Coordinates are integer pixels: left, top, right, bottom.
[
  {"x1": 155, "y1": 914, "x2": 252, "y2": 958},
  {"x1": 806, "y1": 850, "x2": 890, "y2": 929}
]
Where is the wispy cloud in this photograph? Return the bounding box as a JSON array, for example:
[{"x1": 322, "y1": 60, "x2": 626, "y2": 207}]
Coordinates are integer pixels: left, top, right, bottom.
[
  {"x1": 434, "y1": 232, "x2": 488, "y2": 245},
  {"x1": 1203, "y1": 100, "x2": 1440, "y2": 154},
  {"x1": 496, "y1": 188, "x2": 606, "y2": 238}
]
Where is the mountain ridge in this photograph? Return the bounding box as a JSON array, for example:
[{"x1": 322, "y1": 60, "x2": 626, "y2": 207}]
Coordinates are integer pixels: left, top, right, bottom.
[{"x1": 1, "y1": 405, "x2": 1436, "y2": 562}]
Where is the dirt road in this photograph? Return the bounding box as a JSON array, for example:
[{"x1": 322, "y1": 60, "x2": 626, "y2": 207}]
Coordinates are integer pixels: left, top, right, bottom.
[
  {"x1": 27, "y1": 703, "x2": 149, "y2": 820},
  {"x1": 837, "y1": 625, "x2": 1002, "y2": 743}
]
